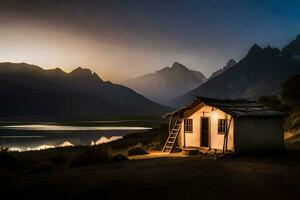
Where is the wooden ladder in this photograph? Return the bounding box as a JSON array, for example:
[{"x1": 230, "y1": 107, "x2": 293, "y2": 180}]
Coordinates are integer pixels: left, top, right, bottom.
[{"x1": 162, "y1": 117, "x2": 182, "y2": 153}]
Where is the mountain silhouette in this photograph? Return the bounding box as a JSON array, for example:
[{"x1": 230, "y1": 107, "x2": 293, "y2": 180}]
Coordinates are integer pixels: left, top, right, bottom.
[
  {"x1": 0, "y1": 62, "x2": 169, "y2": 120},
  {"x1": 121, "y1": 62, "x2": 206, "y2": 105},
  {"x1": 171, "y1": 36, "x2": 300, "y2": 107},
  {"x1": 209, "y1": 59, "x2": 237, "y2": 79}
]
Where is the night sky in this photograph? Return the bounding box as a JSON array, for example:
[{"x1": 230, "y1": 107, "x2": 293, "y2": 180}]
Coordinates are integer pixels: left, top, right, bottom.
[{"x1": 0, "y1": 0, "x2": 300, "y2": 82}]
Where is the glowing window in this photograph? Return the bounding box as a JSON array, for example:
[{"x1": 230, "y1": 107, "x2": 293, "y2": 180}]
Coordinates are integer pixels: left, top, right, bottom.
[
  {"x1": 218, "y1": 119, "x2": 227, "y2": 134},
  {"x1": 184, "y1": 119, "x2": 193, "y2": 133}
]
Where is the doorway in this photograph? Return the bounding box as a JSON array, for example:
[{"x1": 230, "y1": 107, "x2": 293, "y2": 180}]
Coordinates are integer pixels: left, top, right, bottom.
[{"x1": 201, "y1": 117, "x2": 209, "y2": 147}]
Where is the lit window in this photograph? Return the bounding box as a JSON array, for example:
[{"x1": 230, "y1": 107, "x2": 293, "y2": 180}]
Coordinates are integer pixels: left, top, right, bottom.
[
  {"x1": 184, "y1": 119, "x2": 193, "y2": 133},
  {"x1": 218, "y1": 119, "x2": 227, "y2": 134}
]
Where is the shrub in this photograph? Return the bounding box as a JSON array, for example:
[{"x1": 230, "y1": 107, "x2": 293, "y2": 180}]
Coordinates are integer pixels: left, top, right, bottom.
[
  {"x1": 71, "y1": 147, "x2": 109, "y2": 167},
  {"x1": 127, "y1": 146, "x2": 149, "y2": 156},
  {"x1": 285, "y1": 108, "x2": 300, "y2": 131},
  {"x1": 282, "y1": 75, "x2": 300, "y2": 109}
]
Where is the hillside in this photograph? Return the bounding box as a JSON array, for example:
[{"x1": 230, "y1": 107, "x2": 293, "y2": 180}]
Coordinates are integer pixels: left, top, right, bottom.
[
  {"x1": 122, "y1": 62, "x2": 206, "y2": 105},
  {"x1": 171, "y1": 35, "x2": 300, "y2": 107},
  {"x1": 0, "y1": 62, "x2": 169, "y2": 120}
]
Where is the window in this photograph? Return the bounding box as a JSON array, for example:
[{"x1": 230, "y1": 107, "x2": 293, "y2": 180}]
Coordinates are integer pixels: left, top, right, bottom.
[
  {"x1": 184, "y1": 119, "x2": 193, "y2": 133},
  {"x1": 218, "y1": 119, "x2": 227, "y2": 134}
]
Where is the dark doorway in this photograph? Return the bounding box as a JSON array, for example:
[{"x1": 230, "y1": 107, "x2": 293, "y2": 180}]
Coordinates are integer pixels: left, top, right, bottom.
[{"x1": 201, "y1": 117, "x2": 209, "y2": 147}]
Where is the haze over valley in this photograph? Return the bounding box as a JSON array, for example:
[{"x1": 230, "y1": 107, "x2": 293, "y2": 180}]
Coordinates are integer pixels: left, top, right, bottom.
[{"x1": 122, "y1": 62, "x2": 207, "y2": 105}]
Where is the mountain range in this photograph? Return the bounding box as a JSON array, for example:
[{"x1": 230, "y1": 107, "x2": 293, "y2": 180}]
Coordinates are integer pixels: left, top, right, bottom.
[
  {"x1": 171, "y1": 35, "x2": 300, "y2": 107},
  {"x1": 209, "y1": 59, "x2": 237, "y2": 79},
  {"x1": 121, "y1": 62, "x2": 207, "y2": 105},
  {"x1": 2, "y1": 34, "x2": 300, "y2": 118},
  {"x1": 0, "y1": 62, "x2": 169, "y2": 120}
]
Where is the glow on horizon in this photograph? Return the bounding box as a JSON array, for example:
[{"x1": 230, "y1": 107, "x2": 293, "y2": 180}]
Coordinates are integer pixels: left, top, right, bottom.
[
  {"x1": 0, "y1": 22, "x2": 222, "y2": 82},
  {"x1": 0, "y1": 25, "x2": 139, "y2": 81}
]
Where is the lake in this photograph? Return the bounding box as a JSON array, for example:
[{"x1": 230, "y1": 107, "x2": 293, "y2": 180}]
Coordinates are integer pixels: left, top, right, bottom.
[{"x1": 0, "y1": 122, "x2": 152, "y2": 151}]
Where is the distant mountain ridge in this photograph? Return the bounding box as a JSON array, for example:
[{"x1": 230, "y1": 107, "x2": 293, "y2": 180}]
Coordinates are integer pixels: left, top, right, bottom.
[
  {"x1": 191, "y1": 70, "x2": 207, "y2": 82},
  {"x1": 282, "y1": 34, "x2": 300, "y2": 58},
  {"x1": 122, "y1": 62, "x2": 207, "y2": 105},
  {"x1": 171, "y1": 35, "x2": 300, "y2": 107},
  {"x1": 209, "y1": 59, "x2": 237, "y2": 79},
  {"x1": 0, "y1": 62, "x2": 169, "y2": 120}
]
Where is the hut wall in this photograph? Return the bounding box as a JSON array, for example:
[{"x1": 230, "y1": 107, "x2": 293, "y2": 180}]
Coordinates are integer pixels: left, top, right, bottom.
[
  {"x1": 234, "y1": 116, "x2": 284, "y2": 152},
  {"x1": 177, "y1": 104, "x2": 234, "y2": 151}
]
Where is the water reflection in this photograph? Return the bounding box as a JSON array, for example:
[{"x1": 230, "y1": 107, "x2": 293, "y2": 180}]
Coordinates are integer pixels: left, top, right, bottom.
[
  {"x1": 9, "y1": 144, "x2": 55, "y2": 152},
  {"x1": 0, "y1": 123, "x2": 150, "y2": 151},
  {"x1": 8, "y1": 136, "x2": 123, "y2": 152},
  {"x1": 1, "y1": 124, "x2": 152, "y2": 131},
  {"x1": 91, "y1": 136, "x2": 122, "y2": 145},
  {"x1": 59, "y1": 141, "x2": 74, "y2": 147}
]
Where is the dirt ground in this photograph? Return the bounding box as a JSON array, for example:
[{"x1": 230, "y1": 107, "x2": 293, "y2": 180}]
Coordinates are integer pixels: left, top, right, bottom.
[{"x1": 1, "y1": 143, "x2": 300, "y2": 200}]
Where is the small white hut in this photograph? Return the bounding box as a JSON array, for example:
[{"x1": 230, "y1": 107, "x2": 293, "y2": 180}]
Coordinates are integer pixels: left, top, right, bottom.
[{"x1": 163, "y1": 97, "x2": 284, "y2": 153}]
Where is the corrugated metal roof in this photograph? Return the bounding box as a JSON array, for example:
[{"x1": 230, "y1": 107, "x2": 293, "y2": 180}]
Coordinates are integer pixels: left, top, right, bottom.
[{"x1": 164, "y1": 96, "x2": 283, "y2": 118}]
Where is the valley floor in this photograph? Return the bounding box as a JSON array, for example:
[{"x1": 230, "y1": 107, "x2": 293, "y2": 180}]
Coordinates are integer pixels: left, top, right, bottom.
[{"x1": 1, "y1": 143, "x2": 300, "y2": 200}]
